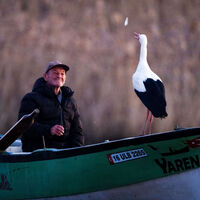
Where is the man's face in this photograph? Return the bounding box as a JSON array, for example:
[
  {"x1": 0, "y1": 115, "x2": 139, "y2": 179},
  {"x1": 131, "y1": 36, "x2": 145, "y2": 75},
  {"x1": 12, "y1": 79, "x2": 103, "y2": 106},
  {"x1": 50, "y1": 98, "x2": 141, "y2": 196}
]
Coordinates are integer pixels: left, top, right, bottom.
[{"x1": 44, "y1": 67, "x2": 66, "y2": 88}]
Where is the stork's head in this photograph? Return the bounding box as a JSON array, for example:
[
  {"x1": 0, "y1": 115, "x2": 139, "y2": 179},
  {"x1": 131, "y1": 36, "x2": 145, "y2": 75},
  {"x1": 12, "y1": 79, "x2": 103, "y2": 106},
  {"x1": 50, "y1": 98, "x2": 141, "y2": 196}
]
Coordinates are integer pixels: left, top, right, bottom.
[{"x1": 134, "y1": 32, "x2": 147, "y2": 45}]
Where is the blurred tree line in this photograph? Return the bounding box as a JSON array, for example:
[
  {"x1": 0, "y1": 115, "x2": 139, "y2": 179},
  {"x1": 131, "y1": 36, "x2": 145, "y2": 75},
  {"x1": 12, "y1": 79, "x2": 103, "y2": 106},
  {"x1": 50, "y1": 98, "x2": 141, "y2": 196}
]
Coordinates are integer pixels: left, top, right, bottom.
[{"x1": 0, "y1": 0, "x2": 200, "y2": 144}]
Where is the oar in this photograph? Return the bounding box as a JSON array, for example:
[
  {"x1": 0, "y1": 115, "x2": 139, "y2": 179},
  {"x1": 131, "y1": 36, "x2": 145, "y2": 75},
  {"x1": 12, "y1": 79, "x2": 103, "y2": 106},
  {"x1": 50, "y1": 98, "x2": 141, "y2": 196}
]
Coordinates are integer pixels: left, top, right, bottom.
[{"x1": 0, "y1": 109, "x2": 40, "y2": 151}]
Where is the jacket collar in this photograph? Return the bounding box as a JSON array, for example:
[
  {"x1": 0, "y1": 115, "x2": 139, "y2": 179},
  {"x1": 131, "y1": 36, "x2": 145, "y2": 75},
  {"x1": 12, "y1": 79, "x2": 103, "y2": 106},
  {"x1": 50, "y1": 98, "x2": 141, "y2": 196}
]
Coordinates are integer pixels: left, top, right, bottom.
[{"x1": 32, "y1": 77, "x2": 74, "y2": 98}]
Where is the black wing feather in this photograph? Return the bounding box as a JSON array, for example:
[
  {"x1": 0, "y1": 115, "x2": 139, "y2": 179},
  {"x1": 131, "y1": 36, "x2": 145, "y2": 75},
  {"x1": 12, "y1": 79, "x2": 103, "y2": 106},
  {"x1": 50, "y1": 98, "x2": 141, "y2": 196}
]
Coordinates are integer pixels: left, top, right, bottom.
[{"x1": 135, "y1": 78, "x2": 168, "y2": 118}]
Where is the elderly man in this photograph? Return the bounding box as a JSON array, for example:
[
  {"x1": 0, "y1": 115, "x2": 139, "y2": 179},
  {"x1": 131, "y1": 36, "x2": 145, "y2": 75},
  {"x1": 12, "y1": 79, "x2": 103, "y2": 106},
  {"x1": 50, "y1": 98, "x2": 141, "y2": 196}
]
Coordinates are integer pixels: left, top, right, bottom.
[{"x1": 18, "y1": 61, "x2": 84, "y2": 152}]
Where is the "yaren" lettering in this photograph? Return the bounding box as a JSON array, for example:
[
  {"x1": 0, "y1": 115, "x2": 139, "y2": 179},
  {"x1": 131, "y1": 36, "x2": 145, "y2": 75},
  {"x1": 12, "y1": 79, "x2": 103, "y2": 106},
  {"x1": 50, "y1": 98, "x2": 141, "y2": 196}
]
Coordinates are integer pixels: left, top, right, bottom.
[{"x1": 155, "y1": 155, "x2": 200, "y2": 174}]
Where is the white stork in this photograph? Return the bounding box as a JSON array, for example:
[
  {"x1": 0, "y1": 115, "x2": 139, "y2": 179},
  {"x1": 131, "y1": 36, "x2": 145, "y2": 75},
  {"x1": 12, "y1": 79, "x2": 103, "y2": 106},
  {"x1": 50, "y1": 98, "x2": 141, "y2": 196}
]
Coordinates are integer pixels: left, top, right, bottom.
[{"x1": 132, "y1": 32, "x2": 168, "y2": 134}]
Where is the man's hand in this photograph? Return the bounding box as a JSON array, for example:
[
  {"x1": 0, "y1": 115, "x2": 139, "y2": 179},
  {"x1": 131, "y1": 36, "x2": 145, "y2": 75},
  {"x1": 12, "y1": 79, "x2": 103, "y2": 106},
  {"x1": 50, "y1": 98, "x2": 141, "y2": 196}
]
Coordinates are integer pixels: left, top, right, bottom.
[{"x1": 51, "y1": 125, "x2": 64, "y2": 136}]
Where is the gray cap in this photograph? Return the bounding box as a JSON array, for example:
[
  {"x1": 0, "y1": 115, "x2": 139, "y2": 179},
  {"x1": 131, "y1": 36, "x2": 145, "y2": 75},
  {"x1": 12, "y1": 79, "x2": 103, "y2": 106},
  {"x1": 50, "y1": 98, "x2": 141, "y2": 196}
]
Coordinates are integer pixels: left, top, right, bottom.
[{"x1": 45, "y1": 61, "x2": 70, "y2": 73}]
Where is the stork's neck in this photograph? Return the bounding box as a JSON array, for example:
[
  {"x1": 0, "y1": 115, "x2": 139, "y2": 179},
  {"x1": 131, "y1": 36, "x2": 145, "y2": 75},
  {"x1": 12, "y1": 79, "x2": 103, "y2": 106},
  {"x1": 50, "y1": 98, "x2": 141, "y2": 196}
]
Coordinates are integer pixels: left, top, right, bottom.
[{"x1": 139, "y1": 42, "x2": 147, "y2": 63}]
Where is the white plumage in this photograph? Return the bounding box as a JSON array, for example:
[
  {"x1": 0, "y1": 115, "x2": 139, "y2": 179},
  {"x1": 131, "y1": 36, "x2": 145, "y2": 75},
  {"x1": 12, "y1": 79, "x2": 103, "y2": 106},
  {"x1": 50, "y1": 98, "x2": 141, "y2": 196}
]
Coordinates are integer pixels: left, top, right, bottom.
[{"x1": 133, "y1": 67, "x2": 162, "y2": 92}]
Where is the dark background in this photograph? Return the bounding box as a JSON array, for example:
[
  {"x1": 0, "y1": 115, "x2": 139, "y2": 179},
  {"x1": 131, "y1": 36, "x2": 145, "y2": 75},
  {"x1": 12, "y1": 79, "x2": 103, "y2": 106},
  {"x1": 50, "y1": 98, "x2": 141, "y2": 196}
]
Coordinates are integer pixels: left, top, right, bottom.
[{"x1": 0, "y1": 0, "x2": 200, "y2": 144}]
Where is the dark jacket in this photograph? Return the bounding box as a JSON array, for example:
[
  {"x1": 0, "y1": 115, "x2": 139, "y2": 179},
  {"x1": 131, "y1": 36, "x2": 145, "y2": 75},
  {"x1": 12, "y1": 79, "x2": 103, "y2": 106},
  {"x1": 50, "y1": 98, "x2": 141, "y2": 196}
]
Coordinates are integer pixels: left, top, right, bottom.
[{"x1": 19, "y1": 77, "x2": 84, "y2": 152}]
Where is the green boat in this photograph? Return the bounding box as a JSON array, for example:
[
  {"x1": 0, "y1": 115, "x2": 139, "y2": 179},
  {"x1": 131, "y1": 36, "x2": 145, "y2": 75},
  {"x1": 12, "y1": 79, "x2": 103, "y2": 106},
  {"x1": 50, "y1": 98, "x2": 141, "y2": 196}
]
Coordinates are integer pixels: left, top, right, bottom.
[{"x1": 1, "y1": 111, "x2": 200, "y2": 199}]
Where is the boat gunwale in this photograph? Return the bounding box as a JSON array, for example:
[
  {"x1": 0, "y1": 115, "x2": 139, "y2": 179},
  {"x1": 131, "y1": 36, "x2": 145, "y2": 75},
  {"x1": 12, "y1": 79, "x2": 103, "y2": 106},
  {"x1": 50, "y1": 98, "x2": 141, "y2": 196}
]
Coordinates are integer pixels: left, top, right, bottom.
[{"x1": 0, "y1": 127, "x2": 200, "y2": 163}]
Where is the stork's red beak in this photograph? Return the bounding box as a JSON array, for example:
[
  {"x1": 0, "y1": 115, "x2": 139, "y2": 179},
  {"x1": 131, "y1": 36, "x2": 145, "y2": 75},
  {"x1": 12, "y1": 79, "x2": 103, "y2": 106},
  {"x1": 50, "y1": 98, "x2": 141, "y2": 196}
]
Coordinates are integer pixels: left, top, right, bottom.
[{"x1": 134, "y1": 32, "x2": 140, "y2": 40}]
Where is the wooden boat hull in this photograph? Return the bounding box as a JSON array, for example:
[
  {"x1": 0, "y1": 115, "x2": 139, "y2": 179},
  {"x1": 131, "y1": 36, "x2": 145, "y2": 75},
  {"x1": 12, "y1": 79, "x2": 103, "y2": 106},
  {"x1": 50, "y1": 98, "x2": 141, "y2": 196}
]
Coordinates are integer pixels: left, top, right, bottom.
[
  {"x1": 45, "y1": 168, "x2": 200, "y2": 200},
  {"x1": 1, "y1": 127, "x2": 200, "y2": 200}
]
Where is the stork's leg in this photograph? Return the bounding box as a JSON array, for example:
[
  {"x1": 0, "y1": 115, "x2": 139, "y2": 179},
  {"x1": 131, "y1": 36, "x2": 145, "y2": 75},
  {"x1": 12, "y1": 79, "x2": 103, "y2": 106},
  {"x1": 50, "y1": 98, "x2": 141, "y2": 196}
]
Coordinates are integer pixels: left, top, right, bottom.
[
  {"x1": 143, "y1": 109, "x2": 150, "y2": 135},
  {"x1": 149, "y1": 113, "x2": 154, "y2": 134}
]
